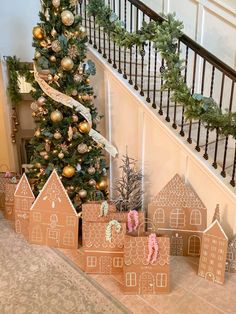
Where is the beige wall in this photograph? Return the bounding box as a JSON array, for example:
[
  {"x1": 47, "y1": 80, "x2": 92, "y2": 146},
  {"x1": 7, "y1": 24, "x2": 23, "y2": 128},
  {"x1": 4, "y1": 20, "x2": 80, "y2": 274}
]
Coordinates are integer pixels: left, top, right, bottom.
[{"x1": 88, "y1": 48, "x2": 236, "y2": 237}]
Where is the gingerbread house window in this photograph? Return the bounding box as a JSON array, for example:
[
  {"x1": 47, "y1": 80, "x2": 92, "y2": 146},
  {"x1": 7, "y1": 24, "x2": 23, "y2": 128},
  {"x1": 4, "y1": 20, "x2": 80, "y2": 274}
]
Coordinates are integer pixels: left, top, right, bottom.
[
  {"x1": 87, "y1": 256, "x2": 97, "y2": 267},
  {"x1": 15, "y1": 220, "x2": 21, "y2": 233},
  {"x1": 63, "y1": 231, "x2": 74, "y2": 246},
  {"x1": 66, "y1": 216, "x2": 76, "y2": 227},
  {"x1": 113, "y1": 257, "x2": 123, "y2": 268},
  {"x1": 156, "y1": 273, "x2": 167, "y2": 287},
  {"x1": 33, "y1": 212, "x2": 41, "y2": 222},
  {"x1": 188, "y1": 235, "x2": 201, "y2": 255},
  {"x1": 190, "y1": 209, "x2": 201, "y2": 225},
  {"x1": 48, "y1": 229, "x2": 58, "y2": 240},
  {"x1": 170, "y1": 208, "x2": 185, "y2": 228},
  {"x1": 154, "y1": 208, "x2": 165, "y2": 223},
  {"x1": 126, "y1": 272, "x2": 136, "y2": 287},
  {"x1": 21, "y1": 199, "x2": 28, "y2": 211},
  {"x1": 32, "y1": 226, "x2": 42, "y2": 242}
]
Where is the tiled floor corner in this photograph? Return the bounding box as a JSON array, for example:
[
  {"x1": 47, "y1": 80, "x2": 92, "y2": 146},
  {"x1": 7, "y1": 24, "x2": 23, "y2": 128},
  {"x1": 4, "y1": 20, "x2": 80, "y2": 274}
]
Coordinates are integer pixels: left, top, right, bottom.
[{"x1": 59, "y1": 248, "x2": 236, "y2": 314}]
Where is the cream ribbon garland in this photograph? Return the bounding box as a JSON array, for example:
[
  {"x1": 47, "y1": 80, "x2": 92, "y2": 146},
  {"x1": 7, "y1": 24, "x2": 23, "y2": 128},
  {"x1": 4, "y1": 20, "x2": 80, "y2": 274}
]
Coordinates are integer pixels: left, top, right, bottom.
[{"x1": 34, "y1": 65, "x2": 118, "y2": 157}]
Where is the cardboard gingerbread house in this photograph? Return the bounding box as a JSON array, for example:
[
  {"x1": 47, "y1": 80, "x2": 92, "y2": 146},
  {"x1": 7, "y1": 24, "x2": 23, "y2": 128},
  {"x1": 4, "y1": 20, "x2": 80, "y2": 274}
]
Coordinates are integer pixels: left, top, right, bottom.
[
  {"x1": 14, "y1": 174, "x2": 35, "y2": 239},
  {"x1": 148, "y1": 174, "x2": 207, "y2": 256},
  {"x1": 124, "y1": 234, "x2": 170, "y2": 294},
  {"x1": 226, "y1": 235, "x2": 236, "y2": 273},
  {"x1": 29, "y1": 170, "x2": 79, "y2": 249},
  {"x1": 198, "y1": 211, "x2": 228, "y2": 285}
]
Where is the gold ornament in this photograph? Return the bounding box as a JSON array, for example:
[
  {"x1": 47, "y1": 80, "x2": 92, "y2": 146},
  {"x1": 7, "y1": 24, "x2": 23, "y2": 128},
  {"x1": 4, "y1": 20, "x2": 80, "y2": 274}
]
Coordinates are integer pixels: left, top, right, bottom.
[
  {"x1": 31, "y1": 102, "x2": 38, "y2": 111},
  {"x1": 38, "y1": 107, "x2": 44, "y2": 113},
  {"x1": 53, "y1": 149, "x2": 58, "y2": 154},
  {"x1": 52, "y1": 0, "x2": 60, "y2": 7},
  {"x1": 74, "y1": 74, "x2": 82, "y2": 82},
  {"x1": 78, "y1": 121, "x2": 91, "y2": 134},
  {"x1": 97, "y1": 177, "x2": 108, "y2": 190},
  {"x1": 54, "y1": 130, "x2": 62, "y2": 139},
  {"x1": 88, "y1": 166, "x2": 96, "y2": 175},
  {"x1": 33, "y1": 26, "x2": 44, "y2": 39},
  {"x1": 58, "y1": 152, "x2": 64, "y2": 159},
  {"x1": 68, "y1": 45, "x2": 78, "y2": 59},
  {"x1": 34, "y1": 129, "x2": 41, "y2": 137},
  {"x1": 51, "y1": 28, "x2": 57, "y2": 37},
  {"x1": 50, "y1": 110, "x2": 63, "y2": 122},
  {"x1": 37, "y1": 96, "x2": 46, "y2": 106},
  {"x1": 86, "y1": 78, "x2": 90, "y2": 84},
  {"x1": 82, "y1": 94, "x2": 93, "y2": 101},
  {"x1": 49, "y1": 55, "x2": 56, "y2": 62},
  {"x1": 40, "y1": 40, "x2": 48, "y2": 48},
  {"x1": 32, "y1": 112, "x2": 36, "y2": 118},
  {"x1": 72, "y1": 114, "x2": 78, "y2": 122},
  {"x1": 35, "y1": 162, "x2": 41, "y2": 169},
  {"x1": 34, "y1": 51, "x2": 41, "y2": 59},
  {"x1": 89, "y1": 179, "x2": 96, "y2": 186},
  {"x1": 71, "y1": 90, "x2": 78, "y2": 96},
  {"x1": 61, "y1": 57, "x2": 74, "y2": 71},
  {"x1": 61, "y1": 10, "x2": 75, "y2": 26},
  {"x1": 75, "y1": 25, "x2": 87, "y2": 38},
  {"x1": 62, "y1": 165, "x2": 75, "y2": 178},
  {"x1": 48, "y1": 74, "x2": 53, "y2": 81},
  {"x1": 51, "y1": 40, "x2": 61, "y2": 52},
  {"x1": 44, "y1": 154, "x2": 49, "y2": 160},
  {"x1": 78, "y1": 189, "x2": 87, "y2": 199},
  {"x1": 77, "y1": 143, "x2": 88, "y2": 154}
]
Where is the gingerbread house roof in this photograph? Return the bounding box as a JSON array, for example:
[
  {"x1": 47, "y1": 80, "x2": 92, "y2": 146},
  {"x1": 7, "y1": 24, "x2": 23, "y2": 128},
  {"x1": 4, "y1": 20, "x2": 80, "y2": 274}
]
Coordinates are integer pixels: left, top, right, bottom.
[
  {"x1": 152, "y1": 174, "x2": 206, "y2": 209},
  {"x1": 14, "y1": 173, "x2": 35, "y2": 199},
  {"x1": 203, "y1": 220, "x2": 228, "y2": 240},
  {"x1": 83, "y1": 222, "x2": 126, "y2": 249},
  {"x1": 30, "y1": 170, "x2": 77, "y2": 216},
  {"x1": 124, "y1": 235, "x2": 170, "y2": 266}
]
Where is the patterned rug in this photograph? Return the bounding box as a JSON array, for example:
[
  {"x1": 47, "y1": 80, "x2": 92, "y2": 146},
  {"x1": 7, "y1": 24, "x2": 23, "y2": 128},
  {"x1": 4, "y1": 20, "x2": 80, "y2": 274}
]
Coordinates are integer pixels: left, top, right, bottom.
[{"x1": 0, "y1": 215, "x2": 130, "y2": 314}]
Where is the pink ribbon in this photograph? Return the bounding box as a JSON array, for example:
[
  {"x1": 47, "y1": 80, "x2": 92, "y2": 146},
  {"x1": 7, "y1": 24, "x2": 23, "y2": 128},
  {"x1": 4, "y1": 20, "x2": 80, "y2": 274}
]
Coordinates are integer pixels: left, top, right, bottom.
[
  {"x1": 4, "y1": 172, "x2": 13, "y2": 178},
  {"x1": 127, "y1": 210, "x2": 139, "y2": 232},
  {"x1": 147, "y1": 233, "x2": 159, "y2": 264}
]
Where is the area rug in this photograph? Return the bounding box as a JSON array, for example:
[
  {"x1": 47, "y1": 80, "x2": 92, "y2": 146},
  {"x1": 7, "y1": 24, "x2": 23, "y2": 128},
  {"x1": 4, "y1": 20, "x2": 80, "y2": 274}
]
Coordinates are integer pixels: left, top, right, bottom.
[{"x1": 0, "y1": 215, "x2": 130, "y2": 314}]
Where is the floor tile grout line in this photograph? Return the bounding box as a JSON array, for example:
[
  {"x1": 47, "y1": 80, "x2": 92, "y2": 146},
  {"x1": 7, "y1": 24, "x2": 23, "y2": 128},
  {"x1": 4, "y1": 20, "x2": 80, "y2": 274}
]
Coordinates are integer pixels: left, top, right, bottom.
[{"x1": 190, "y1": 290, "x2": 227, "y2": 314}]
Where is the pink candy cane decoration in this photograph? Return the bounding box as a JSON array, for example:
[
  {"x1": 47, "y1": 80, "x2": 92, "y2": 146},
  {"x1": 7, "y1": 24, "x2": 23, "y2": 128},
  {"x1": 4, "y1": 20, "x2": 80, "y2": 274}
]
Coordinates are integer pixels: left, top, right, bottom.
[
  {"x1": 127, "y1": 210, "x2": 139, "y2": 232},
  {"x1": 147, "y1": 233, "x2": 159, "y2": 264},
  {"x1": 4, "y1": 172, "x2": 12, "y2": 178}
]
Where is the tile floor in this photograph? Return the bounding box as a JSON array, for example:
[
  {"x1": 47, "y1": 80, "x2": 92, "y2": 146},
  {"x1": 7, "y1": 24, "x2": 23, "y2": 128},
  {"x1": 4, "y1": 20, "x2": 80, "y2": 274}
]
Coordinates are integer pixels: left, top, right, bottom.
[{"x1": 59, "y1": 249, "x2": 236, "y2": 314}]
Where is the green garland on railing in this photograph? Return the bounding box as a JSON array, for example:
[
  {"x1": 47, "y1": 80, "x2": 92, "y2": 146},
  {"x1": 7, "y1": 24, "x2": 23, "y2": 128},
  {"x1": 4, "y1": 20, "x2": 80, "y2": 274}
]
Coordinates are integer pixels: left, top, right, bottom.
[{"x1": 88, "y1": 0, "x2": 236, "y2": 138}]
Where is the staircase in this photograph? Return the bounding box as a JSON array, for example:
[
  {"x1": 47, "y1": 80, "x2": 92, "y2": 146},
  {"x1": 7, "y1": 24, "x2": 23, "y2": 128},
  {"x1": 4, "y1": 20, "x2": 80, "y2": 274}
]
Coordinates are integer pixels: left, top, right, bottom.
[{"x1": 78, "y1": 0, "x2": 236, "y2": 191}]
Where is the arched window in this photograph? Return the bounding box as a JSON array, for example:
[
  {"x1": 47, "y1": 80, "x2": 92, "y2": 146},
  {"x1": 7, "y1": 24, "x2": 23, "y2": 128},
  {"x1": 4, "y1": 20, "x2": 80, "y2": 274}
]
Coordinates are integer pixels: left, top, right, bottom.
[
  {"x1": 170, "y1": 208, "x2": 185, "y2": 228},
  {"x1": 188, "y1": 235, "x2": 201, "y2": 256},
  {"x1": 190, "y1": 209, "x2": 201, "y2": 225},
  {"x1": 154, "y1": 208, "x2": 165, "y2": 223}
]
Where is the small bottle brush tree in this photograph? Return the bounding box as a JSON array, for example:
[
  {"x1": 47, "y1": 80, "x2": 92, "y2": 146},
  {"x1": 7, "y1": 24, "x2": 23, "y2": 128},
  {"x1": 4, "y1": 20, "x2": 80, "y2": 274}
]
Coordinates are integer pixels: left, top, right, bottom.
[
  {"x1": 28, "y1": 0, "x2": 109, "y2": 208},
  {"x1": 113, "y1": 153, "x2": 143, "y2": 212}
]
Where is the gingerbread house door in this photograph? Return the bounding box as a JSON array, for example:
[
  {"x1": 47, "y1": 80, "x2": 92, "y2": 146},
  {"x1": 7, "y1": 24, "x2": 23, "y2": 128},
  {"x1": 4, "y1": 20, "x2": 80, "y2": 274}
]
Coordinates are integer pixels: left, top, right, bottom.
[
  {"x1": 139, "y1": 272, "x2": 155, "y2": 294},
  {"x1": 205, "y1": 272, "x2": 215, "y2": 282},
  {"x1": 100, "y1": 256, "x2": 112, "y2": 274},
  {"x1": 47, "y1": 228, "x2": 60, "y2": 247},
  {"x1": 171, "y1": 234, "x2": 183, "y2": 256}
]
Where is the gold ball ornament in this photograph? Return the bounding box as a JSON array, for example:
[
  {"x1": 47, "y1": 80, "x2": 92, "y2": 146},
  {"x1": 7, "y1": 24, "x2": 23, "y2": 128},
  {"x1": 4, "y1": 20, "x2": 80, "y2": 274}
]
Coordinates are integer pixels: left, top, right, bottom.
[
  {"x1": 62, "y1": 165, "x2": 75, "y2": 178},
  {"x1": 77, "y1": 143, "x2": 88, "y2": 154},
  {"x1": 71, "y1": 89, "x2": 78, "y2": 96},
  {"x1": 34, "y1": 129, "x2": 41, "y2": 137},
  {"x1": 78, "y1": 121, "x2": 91, "y2": 134},
  {"x1": 61, "y1": 57, "x2": 74, "y2": 71},
  {"x1": 37, "y1": 96, "x2": 46, "y2": 106},
  {"x1": 49, "y1": 55, "x2": 56, "y2": 62},
  {"x1": 48, "y1": 74, "x2": 53, "y2": 81},
  {"x1": 32, "y1": 112, "x2": 36, "y2": 118},
  {"x1": 89, "y1": 179, "x2": 96, "y2": 186},
  {"x1": 51, "y1": 40, "x2": 62, "y2": 52},
  {"x1": 61, "y1": 10, "x2": 75, "y2": 26},
  {"x1": 34, "y1": 51, "x2": 41, "y2": 59},
  {"x1": 53, "y1": 149, "x2": 58, "y2": 154},
  {"x1": 40, "y1": 151, "x2": 47, "y2": 157},
  {"x1": 33, "y1": 26, "x2": 44, "y2": 39},
  {"x1": 97, "y1": 177, "x2": 108, "y2": 190},
  {"x1": 54, "y1": 130, "x2": 62, "y2": 139},
  {"x1": 50, "y1": 110, "x2": 63, "y2": 123},
  {"x1": 44, "y1": 154, "x2": 49, "y2": 160},
  {"x1": 78, "y1": 189, "x2": 87, "y2": 199},
  {"x1": 72, "y1": 114, "x2": 79, "y2": 122},
  {"x1": 88, "y1": 166, "x2": 96, "y2": 175},
  {"x1": 58, "y1": 152, "x2": 64, "y2": 159},
  {"x1": 31, "y1": 102, "x2": 38, "y2": 111},
  {"x1": 76, "y1": 26, "x2": 87, "y2": 38},
  {"x1": 52, "y1": 0, "x2": 60, "y2": 7},
  {"x1": 35, "y1": 162, "x2": 41, "y2": 169}
]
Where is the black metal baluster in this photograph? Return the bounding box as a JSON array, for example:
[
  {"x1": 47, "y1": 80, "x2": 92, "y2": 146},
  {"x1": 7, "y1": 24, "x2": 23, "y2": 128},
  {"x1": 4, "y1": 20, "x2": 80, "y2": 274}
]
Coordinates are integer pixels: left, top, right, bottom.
[
  {"x1": 140, "y1": 43, "x2": 145, "y2": 96},
  {"x1": 118, "y1": 0, "x2": 122, "y2": 73},
  {"x1": 230, "y1": 143, "x2": 236, "y2": 187},
  {"x1": 108, "y1": 0, "x2": 112, "y2": 63},
  {"x1": 123, "y1": 0, "x2": 127, "y2": 79},
  {"x1": 134, "y1": 7, "x2": 139, "y2": 90},
  {"x1": 203, "y1": 66, "x2": 215, "y2": 160},
  {"x1": 88, "y1": 0, "x2": 92, "y2": 44},
  {"x1": 187, "y1": 52, "x2": 197, "y2": 144},
  {"x1": 152, "y1": 48, "x2": 158, "y2": 109},
  {"x1": 128, "y1": 3, "x2": 133, "y2": 85},
  {"x1": 166, "y1": 89, "x2": 171, "y2": 122},
  {"x1": 172, "y1": 40, "x2": 180, "y2": 129},
  {"x1": 98, "y1": 26, "x2": 102, "y2": 53},
  {"x1": 78, "y1": 0, "x2": 82, "y2": 15},
  {"x1": 221, "y1": 81, "x2": 235, "y2": 177},
  {"x1": 146, "y1": 38, "x2": 151, "y2": 103},
  {"x1": 93, "y1": 16, "x2": 97, "y2": 49},
  {"x1": 180, "y1": 45, "x2": 189, "y2": 137},
  {"x1": 84, "y1": 0, "x2": 87, "y2": 28},
  {"x1": 113, "y1": 0, "x2": 117, "y2": 69},
  {"x1": 195, "y1": 59, "x2": 206, "y2": 152},
  {"x1": 159, "y1": 59, "x2": 165, "y2": 115},
  {"x1": 213, "y1": 74, "x2": 225, "y2": 168}
]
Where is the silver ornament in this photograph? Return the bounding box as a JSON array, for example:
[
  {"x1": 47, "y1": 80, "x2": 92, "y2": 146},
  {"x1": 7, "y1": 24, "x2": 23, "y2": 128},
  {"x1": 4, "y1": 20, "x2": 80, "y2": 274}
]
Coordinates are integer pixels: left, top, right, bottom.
[
  {"x1": 77, "y1": 143, "x2": 88, "y2": 154},
  {"x1": 52, "y1": 0, "x2": 60, "y2": 8}
]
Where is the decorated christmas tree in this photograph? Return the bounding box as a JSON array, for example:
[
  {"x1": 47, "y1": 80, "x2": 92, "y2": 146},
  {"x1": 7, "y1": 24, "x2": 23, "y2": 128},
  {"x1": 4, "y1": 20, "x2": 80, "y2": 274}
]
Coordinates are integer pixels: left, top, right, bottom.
[{"x1": 28, "y1": 0, "x2": 117, "y2": 208}]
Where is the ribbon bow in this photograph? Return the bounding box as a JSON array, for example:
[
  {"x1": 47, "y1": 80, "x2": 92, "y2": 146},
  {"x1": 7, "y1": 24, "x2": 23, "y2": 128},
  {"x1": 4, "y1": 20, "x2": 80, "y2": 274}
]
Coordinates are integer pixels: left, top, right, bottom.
[
  {"x1": 127, "y1": 210, "x2": 139, "y2": 232},
  {"x1": 147, "y1": 233, "x2": 159, "y2": 264}
]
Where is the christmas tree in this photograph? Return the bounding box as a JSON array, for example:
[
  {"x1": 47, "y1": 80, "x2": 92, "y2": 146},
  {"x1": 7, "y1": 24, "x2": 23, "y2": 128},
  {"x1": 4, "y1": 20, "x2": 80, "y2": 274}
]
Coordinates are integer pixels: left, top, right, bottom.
[{"x1": 28, "y1": 0, "x2": 116, "y2": 208}]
